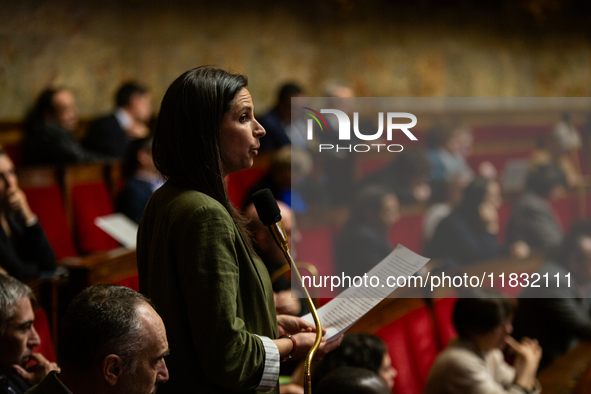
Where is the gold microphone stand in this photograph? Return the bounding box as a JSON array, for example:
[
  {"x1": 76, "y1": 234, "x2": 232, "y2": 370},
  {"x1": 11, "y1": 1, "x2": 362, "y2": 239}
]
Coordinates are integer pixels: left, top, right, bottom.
[{"x1": 268, "y1": 221, "x2": 322, "y2": 394}]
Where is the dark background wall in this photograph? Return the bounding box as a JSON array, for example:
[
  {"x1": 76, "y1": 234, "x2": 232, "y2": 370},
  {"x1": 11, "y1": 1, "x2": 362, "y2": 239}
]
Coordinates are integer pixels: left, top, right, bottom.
[{"x1": 1, "y1": 0, "x2": 590, "y2": 120}]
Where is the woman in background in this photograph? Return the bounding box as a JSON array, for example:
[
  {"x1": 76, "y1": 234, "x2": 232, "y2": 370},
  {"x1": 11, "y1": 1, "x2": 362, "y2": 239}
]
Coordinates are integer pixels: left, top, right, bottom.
[
  {"x1": 424, "y1": 291, "x2": 542, "y2": 394},
  {"x1": 428, "y1": 177, "x2": 529, "y2": 266},
  {"x1": 334, "y1": 186, "x2": 400, "y2": 280}
]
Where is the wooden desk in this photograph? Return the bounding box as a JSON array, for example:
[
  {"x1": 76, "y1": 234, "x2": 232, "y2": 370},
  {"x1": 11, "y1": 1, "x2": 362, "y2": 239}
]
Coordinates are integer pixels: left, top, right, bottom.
[
  {"x1": 539, "y1": 342, "x2": 591, "y2": 394},
  {"x1": 60, "y1": 247, "x2": 138, "y2": 287}
]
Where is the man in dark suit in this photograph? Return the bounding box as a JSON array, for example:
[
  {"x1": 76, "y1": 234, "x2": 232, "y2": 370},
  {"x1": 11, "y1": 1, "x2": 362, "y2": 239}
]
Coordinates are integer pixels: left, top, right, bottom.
[
  {"x1": 506, "y1": 164, "x2": 566, "y2": 251},
  {"x1": 26, "y1": 285, "x2": 169, "y2": 394},
  {"x1": 513, "y1": 231, "x2": 591, "y2": 369},
  {"x1": 258, "y1": 83, "x2": 304, "y2": 152},
  {"x1": 84, "y1": 82, "x2": 152, "y2": 159},
  {"x1": 0, "y1": 275, "x2": 58, "y2": 394}
]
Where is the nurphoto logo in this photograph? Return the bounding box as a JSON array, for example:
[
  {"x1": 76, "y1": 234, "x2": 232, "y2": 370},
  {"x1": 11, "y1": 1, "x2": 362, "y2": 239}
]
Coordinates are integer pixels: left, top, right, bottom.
[{"x1": 303, "y1": 107, "x2": 418, "y2": 153}]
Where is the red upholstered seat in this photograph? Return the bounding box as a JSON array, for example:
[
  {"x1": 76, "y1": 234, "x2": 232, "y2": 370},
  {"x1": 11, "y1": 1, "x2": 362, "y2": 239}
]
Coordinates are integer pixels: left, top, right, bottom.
[
  {"x1": 71, "y1": 182, "x2": 119, "y2": 254},
  {"x1": 497, "y1": 203, "x2": 512, "y2": 245},
  {"x1": 226, "y1": 167, "x2": 268, "y2": 209},
  {"x1": 4, "y1": 144, "x2": 23, "y2": 168},
  {"x1": 471, "y1": 125, "x2": 550, "y2": 142},
  {"x1": 376, "y1": 304, "x2": 439, "y2": 394},
  {"x1": 33, "y1": 308, "x2": 56, "y2": 363},
  {"x1": 390, "y1": 214, "x2": 423, "y2": 254},
  {"x1": 404, "y1": 306, "x2": 440, "y2": 385},
  {"x1": 114, "y1": 274, "x2": 139, "y2": 292},
  {"x1": 376, "y1": 317, "x2": 422, "y2": 394},
  {"x1": 433, "y1": 297, "x2": 458, "y2": 348},
  {"x1": 23, "y1": 186, "x2": 77, "y2": 259},
  {"x1": 297, "y1": 226, "x2": 338, "y2": 298}
]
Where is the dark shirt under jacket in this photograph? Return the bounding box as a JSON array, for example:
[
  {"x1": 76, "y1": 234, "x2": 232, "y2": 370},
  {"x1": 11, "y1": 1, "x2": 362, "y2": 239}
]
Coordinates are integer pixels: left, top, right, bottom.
[
  {"x1": 513, "y1": 261, "x2": 591, "y2": 370},
  {"x1": 258, "y1": 109, "x2": 291, "y2": 153},
  {"x1": 334, "y1": 224, "x2": 393, "y2": 280},
  {"x1": 115, "y1": 177, "x2": 154, "y2": 224},
  {"x1": 24, "y1": 122, "x2": 99, "y2": 165},
  {"x1": 83, "y1": 114, "x2": 129, "y2": 159},
  {"x1": 506, "y1": 192, "x2": 563, "y2": 250},
  {"x1": 0, "y1": 371, "x2": 31, "y2": 394},
  {"x1": 427, "y1": 211, "x2": 501, "y2": 266},
  {"x1": 0, "y1": 213, "x2": 56, "y2": 280}
]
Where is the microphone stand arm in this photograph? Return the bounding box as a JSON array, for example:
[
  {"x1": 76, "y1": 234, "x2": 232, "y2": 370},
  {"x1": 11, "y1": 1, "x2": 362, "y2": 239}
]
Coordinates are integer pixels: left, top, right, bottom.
[{"x1": 268, "y1": 222, "x2": 322, "y2": 394}]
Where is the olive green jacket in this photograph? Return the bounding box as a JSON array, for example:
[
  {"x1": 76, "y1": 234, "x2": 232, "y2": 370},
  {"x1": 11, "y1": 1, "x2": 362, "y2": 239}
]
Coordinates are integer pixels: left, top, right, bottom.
[{"x1": 137, "y1": 181, "x2": 279, "y2": 393}]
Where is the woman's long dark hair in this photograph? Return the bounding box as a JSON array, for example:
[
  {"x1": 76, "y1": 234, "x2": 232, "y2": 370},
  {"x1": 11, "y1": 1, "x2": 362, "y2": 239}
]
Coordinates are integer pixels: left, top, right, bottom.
[
  {"x1": 24, "y1": 88, "x2": 59, "y2": 135},
  {"x1": 455, "y1": 177, "x2": 491, "y2": 232},
  {"x1": 152, "y1": 67, "x2": 253, "y2": 248}
]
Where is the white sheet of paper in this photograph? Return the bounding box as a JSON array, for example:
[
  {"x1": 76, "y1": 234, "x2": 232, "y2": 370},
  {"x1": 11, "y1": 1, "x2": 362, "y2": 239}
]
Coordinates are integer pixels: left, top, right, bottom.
[
  {"x1": 502, "y1": 159, "x2": 530, "y2": 193},
  {"x1": 302, "y1": 244, "x2": 430, "y2": 342},
  {"x1": 94, "y1": 213, "x2": 138, "y2": 250}
]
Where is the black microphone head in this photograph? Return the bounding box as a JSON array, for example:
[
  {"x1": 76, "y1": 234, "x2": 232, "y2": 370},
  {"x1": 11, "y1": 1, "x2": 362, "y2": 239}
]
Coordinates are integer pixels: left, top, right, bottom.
[{"x1": 252, "y1": 189, "x2": 282, "y2": 226}]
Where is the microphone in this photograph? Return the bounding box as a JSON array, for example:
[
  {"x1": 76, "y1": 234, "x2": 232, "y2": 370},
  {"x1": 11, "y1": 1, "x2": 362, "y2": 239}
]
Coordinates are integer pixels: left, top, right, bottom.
[{"x1": 252, "y1": 189, "x2": 322, "y2": 394}]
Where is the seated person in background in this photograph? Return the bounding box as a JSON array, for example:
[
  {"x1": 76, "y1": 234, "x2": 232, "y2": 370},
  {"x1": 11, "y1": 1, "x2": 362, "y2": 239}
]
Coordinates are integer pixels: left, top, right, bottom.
[
  {"x1": 243, "y1": 146, "x2": 319, "y2": 213},
  {"x1": 244, "y1": 201, "x2": 306, "y2": 317},
  {"x1": 313, "y1": 333, "x2": 397, "y2": 391},
  {"x1": 0, "y1": 274, "x2": 59, "y2": 394},
  {"x1": 258, "y1": 83, "x2": 305, "y2": 152},
  {"x1": 0, "y1": 149, "x2": 56, "y2": 280},
  {"x1": 27, "y1": 285, "x2": 169, "y2": 394},
  {"x1": 84, "y1": 82, "x2": 152, "y2": 158},
  {"x1": 334, "y1": 186, "x2": 399, "y2": 281},
  {"x1": 316, "y1": 367, "x2": 391, "y2": 394},
  {"x1": 423, "y1": 172, "x2": 471, "y2": 248},
  {"x1": 361, "y1": 149, "x2": 431, "y2": 206},
  {"x1": 513, "y1": 229, "x2": 591, "y2": 369},
  {"x1": 425, "y1": 121, "x2": 475, "y2": 182},
  {"x1": 531, "y1": 112, "x2": 584, "y2": 188},
  {"x1": 23, "y1": 88, "x2": 99, "y2": 165},
  {"x1": 424, "y1": 290, "x2": 542, "y2": 394},
  {"x1": 115, "y1": 137, "x2": 163, "y2": 224},
  {"x1": 506, "y1": 164, "x2": 566, "y2": 251},
  {"x1": 428, "y1": 177, "x2": 529, "y2": 267}
]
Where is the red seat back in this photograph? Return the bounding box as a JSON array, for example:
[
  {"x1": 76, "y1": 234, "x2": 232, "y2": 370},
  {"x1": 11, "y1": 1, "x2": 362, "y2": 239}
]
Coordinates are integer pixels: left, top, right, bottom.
[
  {"x1": 33, "y1": 309, "x2": 56, "y2": 363},
  {"x1": 497, "y1": 203, "x2": 512, "y2": 245},
  {"x1": 113, "y1": 274, "x2": 139, "y2": 292},
  {"x1": 297, "y1": 226, "x2": 338, "y2": 298},
  {"x1": 404, "y1": 306, "x2": 440, "y2": 385},
  {"x1": 24, "y1": 186, "x2": 77, "y2": 259},
  {"x1": 226, "y1": 167, "x2": 268, "y2": 209},
  {"x1": 72, "y1": 182, "x2": 119, "y2": 254},
  {"x1": 390, "y1": 214, "x2": 423, "y2": 254},
  {"x1": 376, "y1": 304, "x2": 439, "y2": 394},
  {"x1": 433, "y1": 297, "x2": 458, "y2": 348},
  {"x1": 377, "y1": 318, "x2": 421, "y2": 394}
]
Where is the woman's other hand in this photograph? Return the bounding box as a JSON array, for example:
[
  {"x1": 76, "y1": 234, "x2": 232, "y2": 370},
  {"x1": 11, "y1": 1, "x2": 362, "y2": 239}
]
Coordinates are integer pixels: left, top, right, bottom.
[
  {"x1": 291, "y1": 333, "x2": 343, "y2": 361},
  {"x1": 277, "y1": 315, "x2": 326, "y2": 336}
]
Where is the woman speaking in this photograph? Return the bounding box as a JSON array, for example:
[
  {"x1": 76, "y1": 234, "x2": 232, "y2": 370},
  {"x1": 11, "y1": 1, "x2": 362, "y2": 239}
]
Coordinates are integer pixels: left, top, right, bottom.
[{"x1": 137, "y1": 67, "x2": 340, "y2": 393}]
